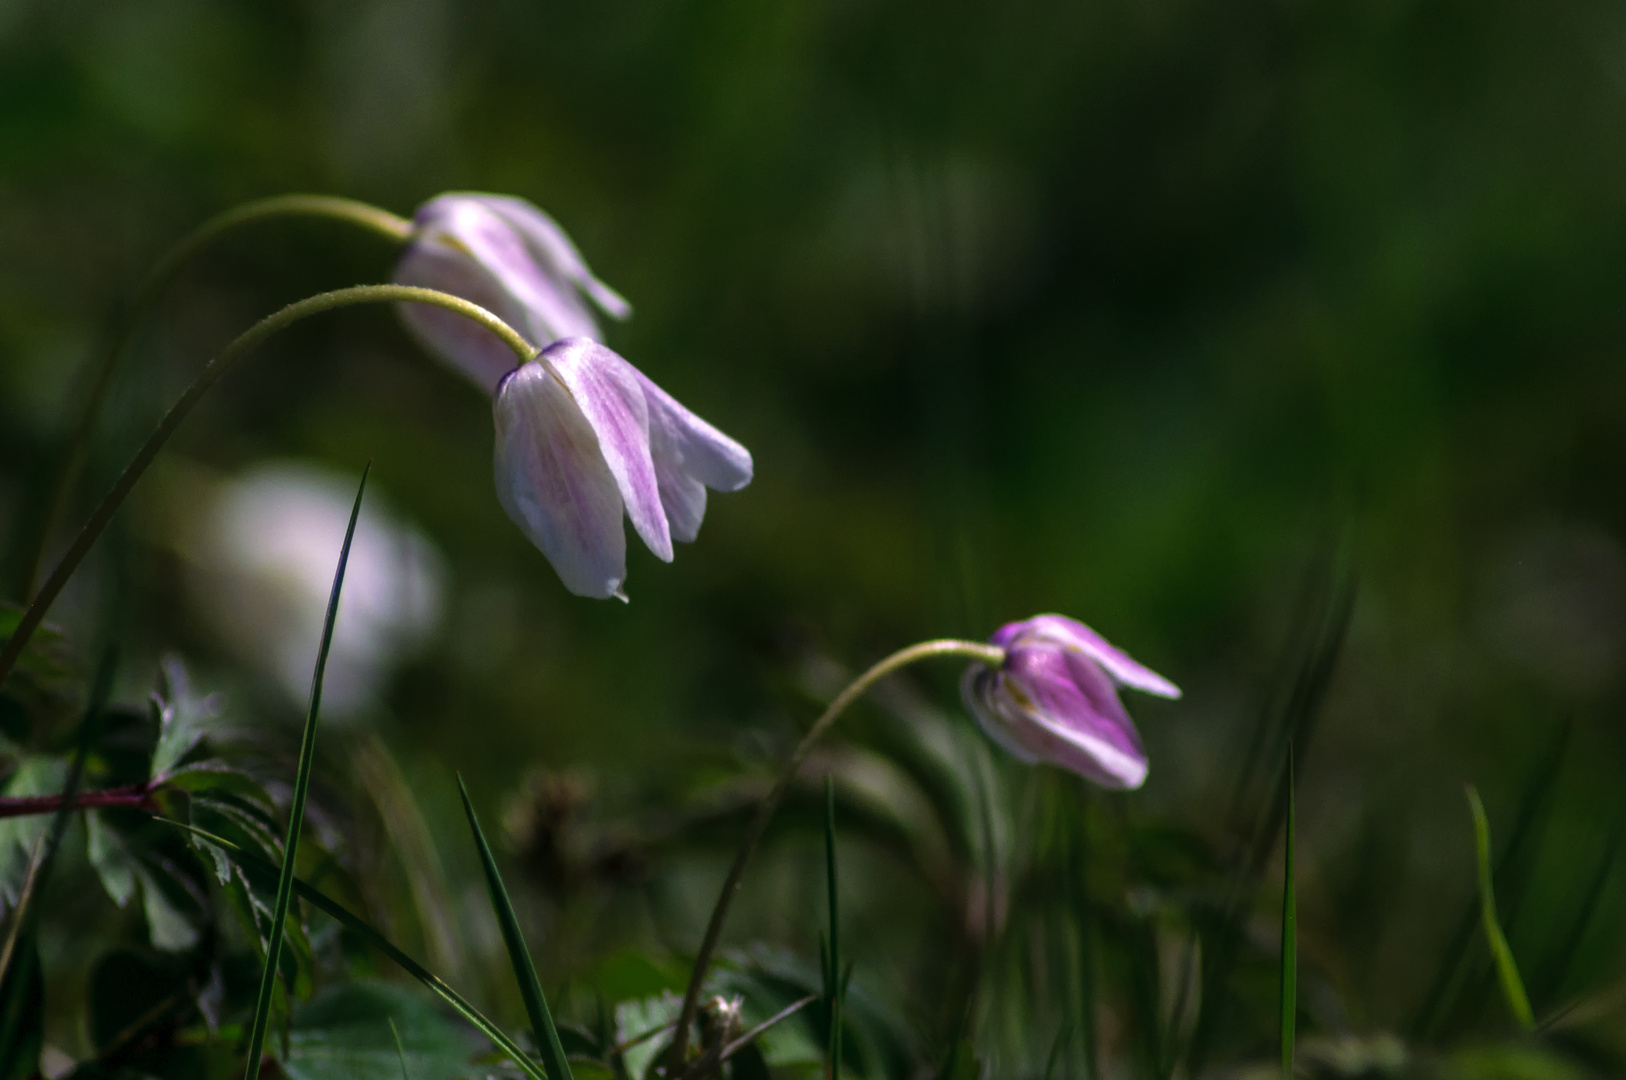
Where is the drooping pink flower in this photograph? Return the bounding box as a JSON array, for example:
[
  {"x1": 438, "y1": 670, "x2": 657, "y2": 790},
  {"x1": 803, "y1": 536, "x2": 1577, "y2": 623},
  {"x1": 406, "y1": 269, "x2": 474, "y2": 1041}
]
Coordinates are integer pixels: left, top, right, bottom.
[
  {"x1": 962, "y1": 615, "x2": 1180, "y2": 789},
  {"x1": 394, "y1": 193, "x2": 630, "y2": 394},
  {"x1": 494, "y1": 339, "x2": 751, "y2": 600}
]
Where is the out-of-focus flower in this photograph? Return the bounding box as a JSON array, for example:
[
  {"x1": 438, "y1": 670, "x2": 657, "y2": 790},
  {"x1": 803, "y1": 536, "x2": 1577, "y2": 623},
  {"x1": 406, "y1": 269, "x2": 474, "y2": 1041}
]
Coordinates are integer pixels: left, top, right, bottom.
[
  {"x1": 494, "y1": 338, "x2": 752, "y2": 600},
  {"x1": 174, "y1": 461, "x2": 446, "y2": 717},
  {"x1": 961, "y1": 614, "x2": 1179, "y2": 789},
  {"x1": 394, "y1": 192, "x2": 630, "y2": 393}
]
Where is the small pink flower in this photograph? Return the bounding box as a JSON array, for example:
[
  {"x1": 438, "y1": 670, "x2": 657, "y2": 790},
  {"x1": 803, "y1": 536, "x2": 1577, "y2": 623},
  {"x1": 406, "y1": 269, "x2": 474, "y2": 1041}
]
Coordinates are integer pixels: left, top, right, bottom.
[
  {"x1": 394, "y1": 193, "x2": 630, "y2": 394},
  {"x1": 962, "y1": 615, "x2": 1180, "y2": 789},
  {"x1": 494, "y1": 340, "x2": 751, "y2": 600}
]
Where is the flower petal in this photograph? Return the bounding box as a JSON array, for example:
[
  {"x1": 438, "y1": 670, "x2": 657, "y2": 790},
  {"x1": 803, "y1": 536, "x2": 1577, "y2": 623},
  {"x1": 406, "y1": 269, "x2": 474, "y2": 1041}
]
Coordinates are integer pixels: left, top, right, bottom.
[
  {"x1": 960, "y1": 664, "x2": 1042, "y2": 765},
  {"x1": 654, "y1": 461, "x2": 708, "y2": 544},
  {"x1": 394, "y1": 239, "x2": 529, "y2": 395},
  {"x1": 1000, "y1": 645, "x2": 1149, "y2": 789},
  {"x1": 494, "y1": 364, "x2": 629, "y2": 599},
  {"x1": 637, "y1": 373, "x2": 754, "y2": 493},
  {"x1": 474, "y1": 194, "x2": 632, "y2": 320},
  {"x1": 436, "y1": 197, "x2": 605, "y2": 346},
  {"x1": 1020, "y1": 614, "x2": 1181, "y2": 699},
  {"x1": 542, "y1": 339, "x2": 672, "y2": 563}
]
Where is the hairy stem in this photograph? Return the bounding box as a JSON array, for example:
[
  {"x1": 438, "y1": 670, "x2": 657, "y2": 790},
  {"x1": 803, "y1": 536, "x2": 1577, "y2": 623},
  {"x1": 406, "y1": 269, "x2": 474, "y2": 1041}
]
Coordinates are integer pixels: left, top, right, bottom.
[
  {"x1": 0, "y1": 284, "x2": 533, "y2": 690},
  {"x1": 669, "y1": 638, "x2": 1006, "y2": 1067},
  {"x1": 23, "y1": 195, "x2": 413, "y2": 599}
]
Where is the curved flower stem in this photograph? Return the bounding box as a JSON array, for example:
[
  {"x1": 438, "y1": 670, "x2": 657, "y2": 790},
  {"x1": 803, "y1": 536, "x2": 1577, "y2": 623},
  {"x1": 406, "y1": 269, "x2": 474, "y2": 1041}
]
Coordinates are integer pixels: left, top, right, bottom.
[
  {"x1": 23, "y1": 195, "x2": 414, "y2": 599},
  {"x1": 669, "y1": 638, "x2": 1006, "y2": 1068},
  {"x1": 0, "y1": 284, "x2": 534, "y2": 690}
]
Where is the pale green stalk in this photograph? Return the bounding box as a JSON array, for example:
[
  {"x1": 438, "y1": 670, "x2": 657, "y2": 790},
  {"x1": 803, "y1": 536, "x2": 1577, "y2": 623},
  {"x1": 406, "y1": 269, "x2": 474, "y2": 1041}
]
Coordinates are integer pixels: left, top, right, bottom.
[
  {"x1": 1466, "y1": 784, "x2": 1535, "y2": 1030},
  {"x1": 0, "y1": 284, "x2": 534, "y2": 691},
  {"x1": 669, "y1": 638, "x2": 1007, "y2": 1066},
  {"x1": 25, "y1": 195, "x2": 413, "y2": 598}
]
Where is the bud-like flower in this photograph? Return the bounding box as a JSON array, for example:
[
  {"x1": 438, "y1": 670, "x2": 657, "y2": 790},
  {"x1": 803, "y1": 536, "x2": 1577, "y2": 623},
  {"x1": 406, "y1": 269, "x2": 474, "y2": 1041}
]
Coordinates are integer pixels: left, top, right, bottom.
[
  {"x1": 394, "y1": 193, "x2": 630, "y2": 393},
  {"x1": 494, "y1": 338, "x2": 752, "y2": 599},
  {"x1": 961, "y1": 615, "x2": 1179, "y2": 789}
]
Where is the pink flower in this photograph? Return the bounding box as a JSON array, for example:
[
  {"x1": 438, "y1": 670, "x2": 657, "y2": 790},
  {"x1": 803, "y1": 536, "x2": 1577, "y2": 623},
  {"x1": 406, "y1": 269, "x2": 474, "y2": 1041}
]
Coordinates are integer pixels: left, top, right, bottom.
[
  {"x1": 494, "y1": 340, "x2": 751, "y2": 600},
  {"x1": 394, "y1": 193, "x2": 630, "y2": 394},
  {"x1": 962, "y1": 615, "x2": 1180, "y2": 789}
]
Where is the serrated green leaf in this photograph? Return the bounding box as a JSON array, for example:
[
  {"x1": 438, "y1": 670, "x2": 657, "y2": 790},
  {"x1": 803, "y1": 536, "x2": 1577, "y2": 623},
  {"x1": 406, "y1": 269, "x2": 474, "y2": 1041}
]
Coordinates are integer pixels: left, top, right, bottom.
[
  {"x1": 150, "y1": 654, "x2": 220, "y2": 778},
  {"x1": 167, "y1": 818, "x2": 543, "y2": 1078},
  {"x1": 86, "y1": 810, "x2": 138, "y2": 908},
  {"x1": 615, "y1": 992, "x2": 682, "y2": 1080}
]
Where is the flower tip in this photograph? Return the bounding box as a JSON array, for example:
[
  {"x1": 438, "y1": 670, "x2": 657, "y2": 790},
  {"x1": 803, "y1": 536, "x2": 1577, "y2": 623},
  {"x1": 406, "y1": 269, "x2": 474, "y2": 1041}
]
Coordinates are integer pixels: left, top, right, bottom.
[{"x1": 612, "y1": 583, "x2": 630, "y2": 603}]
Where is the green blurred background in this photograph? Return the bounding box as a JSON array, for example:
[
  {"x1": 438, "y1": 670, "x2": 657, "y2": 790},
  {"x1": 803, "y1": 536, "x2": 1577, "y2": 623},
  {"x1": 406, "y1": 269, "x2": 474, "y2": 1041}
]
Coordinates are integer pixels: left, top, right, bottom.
[{"x1": 3, "y1": 0, "x2": 1625, "y2": 1069}]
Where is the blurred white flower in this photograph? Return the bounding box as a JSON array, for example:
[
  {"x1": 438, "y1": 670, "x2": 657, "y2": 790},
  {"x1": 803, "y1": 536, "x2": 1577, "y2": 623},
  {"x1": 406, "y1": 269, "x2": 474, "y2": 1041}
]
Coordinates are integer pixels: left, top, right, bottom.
[{"x1": 182, "y1": 461, "x2": 445, "y2": 717}]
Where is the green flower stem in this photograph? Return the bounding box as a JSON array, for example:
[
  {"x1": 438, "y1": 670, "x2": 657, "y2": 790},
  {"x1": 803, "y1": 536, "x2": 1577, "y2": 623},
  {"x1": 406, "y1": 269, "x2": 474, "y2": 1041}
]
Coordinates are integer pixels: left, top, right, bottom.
[
  {"x1": 0, "y1": 284, "x2": 534, "y2": 691},
  {"x1": 669, "y1": 638, "x2": 1006, "y2": 1068},
  {"x1": 23, "y1": 195, "x2": 413, "y2": 599}
]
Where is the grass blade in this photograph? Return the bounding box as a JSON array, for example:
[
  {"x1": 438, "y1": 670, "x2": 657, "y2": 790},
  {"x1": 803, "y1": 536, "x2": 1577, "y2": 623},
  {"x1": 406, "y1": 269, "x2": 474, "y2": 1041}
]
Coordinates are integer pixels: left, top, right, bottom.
[
  {"x1": 1410, "y1": 721, "x2": 1567, "y2": 1037},
  {"x1": 1279, "y1": 745, "x2": 1296, "y2": 1079},
  {"x1": 243, "y1": 462, "x2": 368, "y2": 1077},
  {"x1": 1465, "y1": 784, "x2": 1535, "y2": 1031},
  {"x1": 162, "y1": 818, "x2": 546, "y2": 1080},
  {"x1": 458, "y1": 774, "x2": 573, "y2": 1080},
  {"x1": 825, "y1": 775, "x2": 843, "y2": 1080},
  {"x1": 1186, "y1": 571, "x2": 1354, "y2": 1077},
  {"x1": 390, "y1": 1017, "x2": 412, "y2": 1080}
]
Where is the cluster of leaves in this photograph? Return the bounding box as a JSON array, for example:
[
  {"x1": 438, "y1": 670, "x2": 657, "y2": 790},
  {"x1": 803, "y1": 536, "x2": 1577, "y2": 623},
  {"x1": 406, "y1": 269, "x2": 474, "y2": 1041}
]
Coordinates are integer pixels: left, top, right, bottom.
[{"x1": 0, "y1": 606, "x2": 494, "y2": 1079}]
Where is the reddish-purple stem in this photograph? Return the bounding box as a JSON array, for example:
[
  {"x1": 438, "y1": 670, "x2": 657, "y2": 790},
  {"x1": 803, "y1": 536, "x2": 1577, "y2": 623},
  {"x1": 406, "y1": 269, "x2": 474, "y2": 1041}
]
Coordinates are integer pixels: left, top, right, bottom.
[{"x1": 0, "y1": 783, "x2": 157, "y2": 820}]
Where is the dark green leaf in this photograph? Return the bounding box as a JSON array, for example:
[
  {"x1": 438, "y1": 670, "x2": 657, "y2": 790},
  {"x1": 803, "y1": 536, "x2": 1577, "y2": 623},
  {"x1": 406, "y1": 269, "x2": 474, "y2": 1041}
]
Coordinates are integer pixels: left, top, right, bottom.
[{"x1": 279, "y1": 981, "x2": 473, "y2": 1080}]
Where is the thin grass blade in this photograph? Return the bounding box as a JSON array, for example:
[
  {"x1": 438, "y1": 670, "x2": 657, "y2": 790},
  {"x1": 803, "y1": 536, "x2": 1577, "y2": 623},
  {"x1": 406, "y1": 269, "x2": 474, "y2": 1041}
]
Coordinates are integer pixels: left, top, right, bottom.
[
  {"x1": 390, "y1": 1017, "x2": 412, "y2": 1080},
  {"x1": 162, "y1": 818, "x2": 546, "y2": 1080},
  {"x1": 825, "y1": 775, "x2": 843, "y2": 1080},
  {"x1": 1410, "y1": 721, "x2": 1568, "y2": 1037},
  {"x1": 1279, "y1": 744, "x2": 1296, "y2": 1079},
  {"x1": 1186, "y1": 571, "x2": 1354, "y2": 1077},
  {"x1": 1465, "y1": 784, "x2": 1535, "y2": 1031},
  {"x1": 243, "y1": 462, "x2": 368, "y2": 1078},
  {"x1": 458, "y1": 774, "x2": 573, "y2": 1080}
]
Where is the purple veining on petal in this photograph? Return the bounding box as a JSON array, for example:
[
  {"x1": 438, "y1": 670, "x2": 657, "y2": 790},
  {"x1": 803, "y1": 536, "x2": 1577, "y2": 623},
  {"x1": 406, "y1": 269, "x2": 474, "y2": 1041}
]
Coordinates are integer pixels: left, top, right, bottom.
[
  {"x1": 474, "y1": 194, "x2": 632, "y2": 319},
  {"x1": 493, "y1": 363, "x2": 629, "y2": 598},
  {"x1": 437, "y1": 198, "x2": 603, "y2": 345},
  {"x1": 543, "y1": 339, "x2": 672, "y2": 563},
  {"x1": 989, "y1": 615, "x2": 1181, "y2": 699},
  {"x1": 1002, "y1": 645, "x2": 1148, "y2": 788},
  {"x1": 1027, "y1": 614, "x2": 1182, "y2": 699}
]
